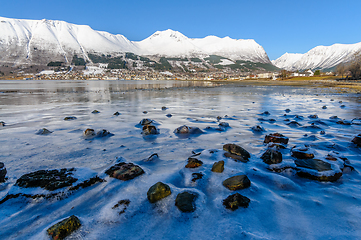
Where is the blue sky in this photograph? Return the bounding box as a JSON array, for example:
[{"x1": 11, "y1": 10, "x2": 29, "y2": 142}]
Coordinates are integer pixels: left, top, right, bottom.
[{"x1": 1, "y1": 0, "x2": 360, "y2": 60}]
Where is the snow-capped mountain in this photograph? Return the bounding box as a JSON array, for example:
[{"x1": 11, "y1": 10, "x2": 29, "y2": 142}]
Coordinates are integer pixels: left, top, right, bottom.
[
  {"x1": 272, "y1": 42, "x2": 361, "y2": 71},
  {"x1": 0, "y1": 16, "x2": 271, "y2": 66}
]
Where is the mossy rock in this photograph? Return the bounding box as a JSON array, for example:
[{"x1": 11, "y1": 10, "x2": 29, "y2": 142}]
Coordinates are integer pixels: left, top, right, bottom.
[
  {"x1": 223, "y1": 193, "x2": 250, "y2": 210},
  {"x1": 47, "y1": 215, "x2": 81, "y2": 240},
  {"x1": 223, "y1": 144, "x2": 250, "y2": 160},
  {"x1": 291, "y1": 146, "x2": 314, "y2": 159},
  {"x1": 64, "y1": 116, "x2": 77, "y2": 121},
  {"x1": 185, "y1": 158, "x2": 203, "y2": 168},
  {"x1": 105, "y1": 162, "x2": 144, "y2": 181},
  {"x1": 294, "y1": 158, "x2": 332, "y2": 172},
  {"x1": 175, "y1": 191, "x2": 198, "y2": 212},
  {"x1": 261, "y1": 148, "x2": 282, "y2": 164},
  {"x1": 211, "y1": 161, "x2": 224, "y2": 173},
  {"x1": 222, "y1": 175, "x2": 251, "y2": 191},
  {"x1": 147, "y1": 182, "x2": 172, "y2": 203}
]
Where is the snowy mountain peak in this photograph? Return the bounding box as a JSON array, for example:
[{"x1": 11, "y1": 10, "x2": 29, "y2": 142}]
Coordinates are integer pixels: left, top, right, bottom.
[
  {"x1": 148, "y1": 29, "x2": 188, "y2": 41},
  {"x1": 273, "y1": 42, "x2": 361, "y2": 71}
]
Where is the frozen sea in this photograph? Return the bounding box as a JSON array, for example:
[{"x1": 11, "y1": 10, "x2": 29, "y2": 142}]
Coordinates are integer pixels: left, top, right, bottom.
[{"x1": 0, "y1": 80, "x2": 361, "y2": 239}]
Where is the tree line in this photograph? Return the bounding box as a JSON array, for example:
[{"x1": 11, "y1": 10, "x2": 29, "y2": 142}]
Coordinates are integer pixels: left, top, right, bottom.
[{"x1": 336, "y1": 51, "x2": 361, "y2": 80}]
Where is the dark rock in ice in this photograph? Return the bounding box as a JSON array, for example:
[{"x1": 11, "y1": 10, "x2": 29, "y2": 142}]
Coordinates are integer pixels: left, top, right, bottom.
[
  {"x1": 174, "y1": 125, "x2": 203, "y2": 134},
  {"x1": 352, "y1": 134, "x2": 361, "y2": 147},
  {"x1": 185, "y1": 157, "x2": 203, "y2": 168},
  {"x1": 96, "y1": 129, "x2": 113, "y2": 138},
  {"x1": 340, "y1": 105, "x2": 346, "y2": 108},
  {"x1": 92, "y1": 110, "x2": 100, "y2": 114},
  {"x1": 218, "y1": 122, "x2": 230, "y2": 128},
  {"x1": 286, "y1": 121, "x2": 301, "y2": 127},
  {"x1": 15, "y1": 168, "x2": 77, "y2": 191},
  {"x1": 320, "y1": 130, "x2": 326, "y2": 135},
  {"x1": 140, "y1": 118, "x2": 153, "y2": 125},
  {"x1": 322, "y1": 106, "x2": 327, "y2": 109},
  {"x1": 64, "y1": 116, "x2": 77, "y2": 120},
  {"x1": 261, "y1": 111, "x2": 271, "y2": 115},
  {"x1": 105, "y1": 162, "x2": 144, "y2": 181},
  {"x1": 267, "y1": 143, "x2": 287, "y2": 149},
  {"x1": 223, "y1": 193, "x2": 250, "y2": 210},
  {"x1": 295, "y1": 158, "x2": 331, "y2": 172},
  {"x1": 175, "y1": 191, "x2": 198, "y2": 212},
  {"x1": 211, "y1": 161, "x2": 225, "y2": 173},
  {"x1": 310, "y1": 120, "x2": 328, "y2": 126},
  {"x1": 0, "y1": 121, "x2": 5, "y2": 126},
  {"x1": 264, "y1": 133, "x2": 289, "y2": 144},
  {"x1": 330, "y1": 116, "x2": 339, "y2": 120},
  {"x1": 223, "y1": 144, "x2": 250, "y2": 161},
  {"x1": 143, "y1": 153, "x2": 159, "y2": 162},
  {"x1": 36, "y1": 128, "x2": 53, "y2": 135},
  {"x1": 216, "y1": 116, "x2": 222, "y2": 121},
  {"x1": 258, "y1": 118, "x2": 276, "y2": 122},
  {"x1": 166, "y1": 113, "x2": 172, "y2": 118},
  {"x1": 308, "y1": 115, "x2": 318, "y2": 119},
  {"x1": 301, "y1": 123, "x2": 322, "y2": 130},
  {"x1": 337, "y1": 120, "x2": 352, "y2": 125},
  {"x1": 0, "y1": 162, "x2": 7, "y2": 182},
  {"x1": 251, "y1": 125, "x2": 266, "y2": 132},
  {"x1": 112, "y1": 199, "x2": 130, "y2": 215},
  {"x1": 147, "y1": 182, "x2": 171, "y2": 203},
  {"x1": 161, "y1": 106, "x2": 167, "y2": 110},
  {"x1": 224, "y1": 152, "x2": 248, "y2": 163},
  {"x1": 295, "y1": 115, "x2": 304, "y2": 120},
  {"x1": 142, "y1": 125, "x2": 159, "y2": 135},
  {"x1": 261, "y1": 148, "x2": 283, "y2": 164},
  {"x1": 47, "y1": 215, "x2": 81, "y2": 240},
  {"x1": 223, "y1": 175, "x2": 251, "y2": 191},
  {"x1": 295, "y1": 159, "x2": 342, "y2": 182},
  {"x1": 285, "y1": 109, "x2": 291, "y2": 113},
  {"x1": 191, "y1": 172, "x2": 203, "y2": 182},
  {"x1": 291, "y1": 145, "x2": 314, "y2": 159},
  {"x1": 143, "y1": 111, "x2": 148, "y2": 114},
  {"x1": 83, "y1": 128, "x2": 96, "y2": 139},
  {"x1": 113, "y1": 111, "x2": 121, "y2": 116},
  {"x1": 352, "y1": 118, "x2": 361, "y2": 125}
]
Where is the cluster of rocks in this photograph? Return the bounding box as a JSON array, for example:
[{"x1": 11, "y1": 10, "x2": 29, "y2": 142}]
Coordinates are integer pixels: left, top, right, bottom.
[
  {"x1": 261, "y1": 132, "x2": 354, "y2": 182},
  {"x1": 83, "y1": 128, "x2": 113, "y2": 139}
]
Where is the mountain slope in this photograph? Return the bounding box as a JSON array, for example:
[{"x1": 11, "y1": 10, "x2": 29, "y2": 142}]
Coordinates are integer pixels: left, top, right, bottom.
[
  {"x1": 273, "y1": 42, "x2": 361, "y2": 71},
  {"x1": 0, "y1": 17, "x2": 271, "y2": 66}
]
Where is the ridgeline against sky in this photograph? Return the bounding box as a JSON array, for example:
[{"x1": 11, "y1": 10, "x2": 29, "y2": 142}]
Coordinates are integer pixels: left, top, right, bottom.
[{"x1": 1, "y1": 0, "x2": 360, "y2": 60}]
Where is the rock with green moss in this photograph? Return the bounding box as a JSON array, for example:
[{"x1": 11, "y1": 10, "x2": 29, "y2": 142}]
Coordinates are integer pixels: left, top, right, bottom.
[
  {"x1": 47, "y1": 215, "x2": 81, "y2": 240},
  {"x1": 175, "y1": 191, "x2": 198, "y2": 212},
  {"x1": 223, "y1": 193, "x2": 250, "y2": 210},
  {"x1": 147, "y1": 182, "x2": 171, "y2": 203},
  {"x1": 211, "y1": 161, "x2": 224, "y2": 173},
  {"x1": 222, "y1": 175, "x2": 251, "y2": 191},
  {"x1": 185, "y1": 157, "x2": 203, "y2": 168},
  {"x1": 64, "y1": 116, "x2": 77, "y2": 121}
]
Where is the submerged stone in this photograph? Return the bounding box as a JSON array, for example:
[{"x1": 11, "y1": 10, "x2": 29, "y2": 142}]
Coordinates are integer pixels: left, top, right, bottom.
[
  {"x1": 308, "y1": 115, "x2": 318, "y2": 119},
  {"x1": 264, "y1": 133, "x2": 289, "y2": 144},
  {"x1": 261, "y1": 148, "x2": 282, "y2": 164},
  {"x1": 185, "y1": 158, "x2": 203, "y2": 168},
  {"x1": 222, "y1": 175, "x2": 251, "y2": 191},
  {"x1": 286, "y1": 121, "x2": 301, "y2": 127},
  {"x1": 251, "y1": 125, "x2": 266, "y2": 132},
  {"x1": 142, "y1": 125, "x2": 159, "y2": 135},
  {"x1": 147, "y1": 182, "x2": 172, "y2": 203},
  {"x1": 92, "y1": 110, "x2": 100, "y2": 114},
  {"x1": 291, "y1": 145, "x2": 314, "y2": 159},
  {"x1": 113, "y1": 111, "x2": 121, "y2": 116},
  {"x1": 64, "y1": 116, "x2": 77, "y2": 121},
  {"x1": 105, "y1": 162, "x2": 144, "y2": 181},
  {"x1": 352, "y1": 134, "x2": 361, "y2": 147},
  {"x1": 0, "y1": 162, "x2": 7, "y2": 182},
  {"x1": 0, "y1": 121, "x2": 5, "y2": 126},
  {"x1": 36, "y1": 128, "x2": 53, "y2": 135},
  {"x1": 15, "y1": 168, "x2": 77, "y2": 191},
  {"x1": 294, "y1": 158, "x2": 332, "y2": 172},
  {"x1": 223, "y1": 144, "x2": 250, "y2": 160},
  {"x1": 161, "y1": 106, "x2": 167, "y2": 110},
  {"x1": 140, "y1": 118, "x2": 153, "y2": 125},
  {"x1": 211, "y1": 161, "x2": 224, "y2": 173},
  {"x1": 191, "y1": 172, "x2": 203, "y2": 182},
  {"x1": 174, "y1": 125, "x2": 203, "y2": 134},
  {"x1": 223, "y1": 193, "x2": 250, "y2": 210},
  {"x1": 175, "y1": 191, "x2": 198, "y2": 212},
  {"x1": 47, "y1": 215, "x2": 81, "y2": 240}
]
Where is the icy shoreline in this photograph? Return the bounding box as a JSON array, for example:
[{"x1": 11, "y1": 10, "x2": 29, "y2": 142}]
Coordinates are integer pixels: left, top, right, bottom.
[{"x1": 0, "y1": 80, "x2": 361, "y2": 239}]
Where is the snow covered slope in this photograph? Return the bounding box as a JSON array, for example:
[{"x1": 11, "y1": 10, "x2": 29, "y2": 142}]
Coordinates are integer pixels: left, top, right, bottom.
[
  {"x1": 273, "y1": 42, "x2": 361, "y2": 71},
  {"x1": 0, "y1": 16, "x2": 139, "y2": 65},
  {"x1": 0, "y1": 16, "x2": 271, "y2": 65}
]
